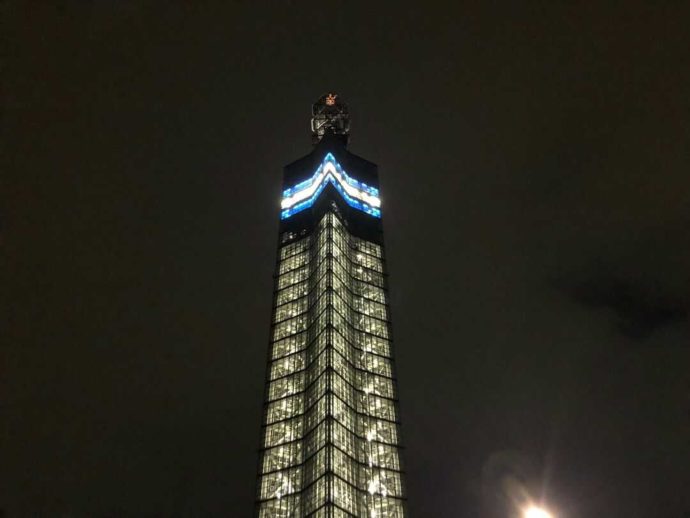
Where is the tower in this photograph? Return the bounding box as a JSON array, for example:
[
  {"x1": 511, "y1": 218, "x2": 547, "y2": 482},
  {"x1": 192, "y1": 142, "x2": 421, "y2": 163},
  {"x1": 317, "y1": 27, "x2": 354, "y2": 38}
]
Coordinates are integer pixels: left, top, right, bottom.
[{"x1": 256, "y1": 94, "x2": 407, "y2": 517}]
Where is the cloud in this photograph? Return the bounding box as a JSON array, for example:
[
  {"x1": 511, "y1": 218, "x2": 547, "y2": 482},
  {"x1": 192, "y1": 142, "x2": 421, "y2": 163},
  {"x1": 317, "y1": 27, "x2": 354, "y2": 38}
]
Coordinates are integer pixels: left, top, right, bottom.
[{"x1": 565, "y1": 275, "x2": 687, "y2": 341}]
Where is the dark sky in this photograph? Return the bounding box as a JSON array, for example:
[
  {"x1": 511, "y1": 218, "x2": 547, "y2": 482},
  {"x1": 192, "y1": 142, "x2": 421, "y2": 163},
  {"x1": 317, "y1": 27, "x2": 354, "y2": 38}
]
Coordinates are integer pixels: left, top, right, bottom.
[{"x1": 4, "y1": 2, "x2": 690, "y2": 517}]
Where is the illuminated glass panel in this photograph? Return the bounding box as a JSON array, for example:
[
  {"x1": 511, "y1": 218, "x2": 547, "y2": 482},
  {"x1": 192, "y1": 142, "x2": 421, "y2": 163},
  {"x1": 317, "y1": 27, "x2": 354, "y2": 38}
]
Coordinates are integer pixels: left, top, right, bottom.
[{"x1": 257, "y1": 211, "x2": 405, "y2": 516}]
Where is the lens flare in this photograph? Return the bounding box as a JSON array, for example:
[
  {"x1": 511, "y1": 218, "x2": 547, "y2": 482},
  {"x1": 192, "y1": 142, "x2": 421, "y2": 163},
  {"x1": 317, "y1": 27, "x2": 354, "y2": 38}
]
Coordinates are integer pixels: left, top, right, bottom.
[{"x1": 523, "y1": 506, "x2": 553, "y2": 518}]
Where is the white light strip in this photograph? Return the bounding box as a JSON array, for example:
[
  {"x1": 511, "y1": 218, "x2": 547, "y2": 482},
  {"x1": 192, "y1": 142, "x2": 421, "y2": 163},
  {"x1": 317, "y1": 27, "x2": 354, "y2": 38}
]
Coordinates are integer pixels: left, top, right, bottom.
[
  {"x1": 281, "y1": 162, "x2": 380, "y2": 210},
  {"x1": 280, "y1": 169, "x2": 326, "y2": 209},
  {"x1": 328, "y1": 164, "x2": 381, "y2": 208}
]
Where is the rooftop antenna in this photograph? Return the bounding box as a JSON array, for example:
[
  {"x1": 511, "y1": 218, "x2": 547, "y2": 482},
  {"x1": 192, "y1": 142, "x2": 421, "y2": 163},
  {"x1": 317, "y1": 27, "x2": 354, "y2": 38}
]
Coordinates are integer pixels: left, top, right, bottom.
[{"x1": 310, "y1": 92, "x2": 350, "y2": 145}]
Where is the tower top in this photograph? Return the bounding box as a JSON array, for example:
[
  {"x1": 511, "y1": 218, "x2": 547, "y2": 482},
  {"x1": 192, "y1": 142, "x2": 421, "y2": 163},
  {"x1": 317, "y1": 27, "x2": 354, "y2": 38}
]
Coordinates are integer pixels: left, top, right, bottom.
[{"x1": 310, "y1": 92, "x2": 350, "y2": 145}]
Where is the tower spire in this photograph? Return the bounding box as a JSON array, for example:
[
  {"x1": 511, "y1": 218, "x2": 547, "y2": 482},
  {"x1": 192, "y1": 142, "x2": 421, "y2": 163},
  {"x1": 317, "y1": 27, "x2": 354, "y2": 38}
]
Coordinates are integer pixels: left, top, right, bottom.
[
  {"x1": 310, "y1": 92, "x2": 350, "y2": 145},
  {"x1": 256, "y1": 96, "x2": 407, "y2": 517}
]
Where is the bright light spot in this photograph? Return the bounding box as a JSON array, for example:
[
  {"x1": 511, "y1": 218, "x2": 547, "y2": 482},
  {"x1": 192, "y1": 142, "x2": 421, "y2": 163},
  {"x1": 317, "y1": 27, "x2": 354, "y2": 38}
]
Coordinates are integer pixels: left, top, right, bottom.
[{"x1": 523, "y1": 506, "x2": 553, "y2": 518}]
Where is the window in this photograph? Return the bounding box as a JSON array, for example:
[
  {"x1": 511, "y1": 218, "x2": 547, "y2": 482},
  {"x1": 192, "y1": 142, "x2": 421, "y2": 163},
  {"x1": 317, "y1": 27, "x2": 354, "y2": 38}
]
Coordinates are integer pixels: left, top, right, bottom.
[
  {"x1": 257, "y1": 493, "x2": 301, "y2": 517},
  {"x1": 265, "y1": 394, "x2": 303, "y2": 424},
  {"x1": 270, "y1": 353, "x2": 305, "y2": 380},
  {"x1": 275, "y1": 281, "x2": 309, "y2": 306},
  {"x1": 332, "y1": 471, "x2": 358, "y2": 513},
  {"x1": 276, "y1": 266, "x2": 309, "y2": 290},
  {"x1": 356, "y1": 333, "x2": 391, "y2": 358},
  {"x1": 302, "y1": 476, "x2": 328, "y2": 514},
  {"x1": 267, "y1": 373, "x2": 304, "y2": 402},
  {"x1": 359, "y1": 417, "x2": 399, "y2": 445},
  {"x1": 352, "y1": 249, "x2": 384, "y2": 272},
  {"x1": 363, "y1": 442, "x2": 401, "y2": 471},
  {"x1": 359, "y1": 351, "x2": 393, "y2": 377},
  {"x1": 360, "y1": 468, "x2": 403, "y2": 498},
  {"x1": 331, "y1": 393, "x2": 356, "y2": 431},
  {"x1": 258, "y1": 466, "x2": 302, "y2": 499},
  {"x1": 353, "y1": 238, "x2": 383, "y2": 259},
  {"x1": 361, "y1": 394, "x2": 397, "y2": 421},
  {"x1": 261, "y1": 442, "x2": 302, "y2": 473},
  {"x1": 333, "y1": 420, "x2": 357, "y2": 459},
  {"x1": 272, "y1": 315, "x2": 308, "y2": 341},
  {"x1": 271, "y1": 334, "x2": 307, "y2": 360},
  {"x1": 354, "y1": 281, "x2": 387, "y2": 304},
  {"x1": 354, "y1": 296, "x2": 387, "y2": 320},
  {"x1": 278, "y1": 251, "x2": 309, "y2": 274},
  {"x1": 264, "y1": 417, "x2": 303, "y2": 447},
  {"x1": 354, "y1": 314, "x2": 389, "y2": 339},
  {"x1": 358, "y1": 372, "x2": 396, "y2": 399},
  {"x1": 273, "y1": 297, "x2": 308, "y2": 324},
  {"x1": 352, "y1": 266, "x2": 385, "y2": 287},
  {"x1": 279, "y1": 238, "x2": 309, "y2": 260}
]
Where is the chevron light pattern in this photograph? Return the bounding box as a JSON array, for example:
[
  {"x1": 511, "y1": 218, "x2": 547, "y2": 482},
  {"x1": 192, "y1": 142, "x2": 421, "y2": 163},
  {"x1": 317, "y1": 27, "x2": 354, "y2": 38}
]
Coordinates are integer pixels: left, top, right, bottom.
[{"x1": 281, "y1": 153, "x2": 381, "y2": 220}]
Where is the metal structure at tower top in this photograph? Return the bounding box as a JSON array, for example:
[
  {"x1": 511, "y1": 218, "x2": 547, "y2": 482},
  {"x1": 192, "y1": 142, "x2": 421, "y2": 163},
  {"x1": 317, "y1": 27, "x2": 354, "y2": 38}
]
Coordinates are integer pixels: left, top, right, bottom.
[{"x1": 311, "y1": 93, "x2": 350, "y2": 145}]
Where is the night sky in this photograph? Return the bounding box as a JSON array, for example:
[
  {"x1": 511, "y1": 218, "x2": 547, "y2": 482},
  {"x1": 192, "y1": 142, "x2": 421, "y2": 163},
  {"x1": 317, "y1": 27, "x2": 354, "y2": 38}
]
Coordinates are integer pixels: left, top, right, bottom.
[{"x1": 5, "y1": 2, "x2": 690, "y2": 517}]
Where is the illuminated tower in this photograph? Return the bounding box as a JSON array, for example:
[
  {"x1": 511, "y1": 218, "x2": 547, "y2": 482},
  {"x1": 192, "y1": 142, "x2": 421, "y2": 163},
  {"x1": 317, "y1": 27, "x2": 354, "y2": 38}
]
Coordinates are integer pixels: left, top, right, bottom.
[{"x1": 256, "y1": 94, "x2": 407, "y2": 517}]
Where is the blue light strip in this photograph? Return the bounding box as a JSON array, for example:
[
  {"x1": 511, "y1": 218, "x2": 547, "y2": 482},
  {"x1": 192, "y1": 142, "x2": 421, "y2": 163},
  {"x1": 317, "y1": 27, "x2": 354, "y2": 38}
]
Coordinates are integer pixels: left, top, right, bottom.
[{"x1": 280, "y1": 153, "x2": 381, "y2": 220}]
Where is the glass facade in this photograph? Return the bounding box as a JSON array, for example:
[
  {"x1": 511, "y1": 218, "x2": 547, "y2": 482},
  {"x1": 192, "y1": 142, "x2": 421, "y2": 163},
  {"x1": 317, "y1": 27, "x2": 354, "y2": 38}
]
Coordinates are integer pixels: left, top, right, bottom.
[
  {"x1": 257, "y1": 212, "x2": 406, "y2": 517},
  {"x1": 256, "y1": 93, "x2": 406, "y2": 517}
]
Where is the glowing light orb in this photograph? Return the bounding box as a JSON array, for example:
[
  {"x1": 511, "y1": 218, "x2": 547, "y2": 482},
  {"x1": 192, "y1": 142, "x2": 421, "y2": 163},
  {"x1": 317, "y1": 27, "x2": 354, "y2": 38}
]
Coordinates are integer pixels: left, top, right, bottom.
[{"x1": 523, "y1": 506, "x2": 553, "y2": 518}]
